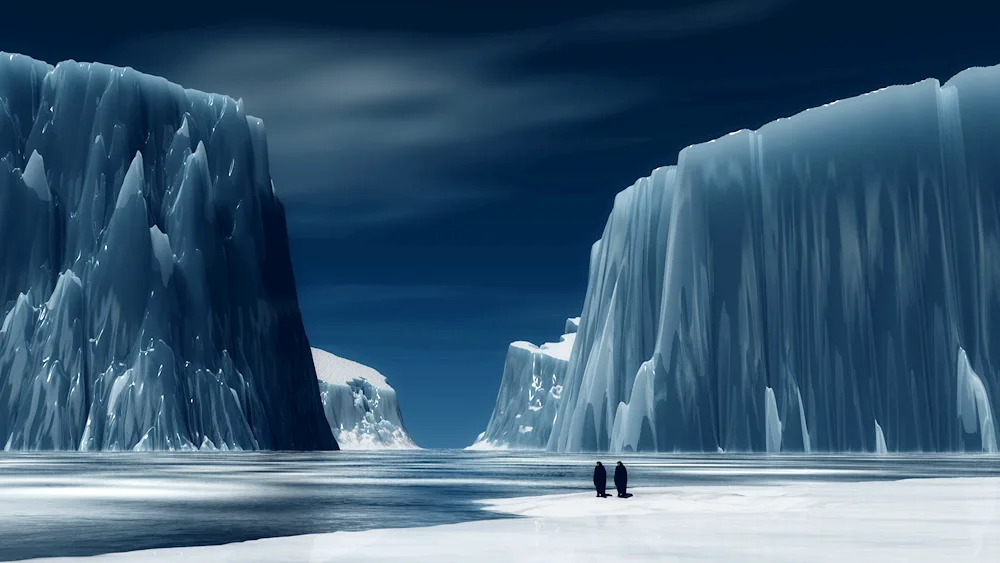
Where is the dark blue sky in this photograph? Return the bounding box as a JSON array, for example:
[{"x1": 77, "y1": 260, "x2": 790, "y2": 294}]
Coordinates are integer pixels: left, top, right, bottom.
[{"x1": 5, "y1": 0, "x2": 997, "y2": 447}]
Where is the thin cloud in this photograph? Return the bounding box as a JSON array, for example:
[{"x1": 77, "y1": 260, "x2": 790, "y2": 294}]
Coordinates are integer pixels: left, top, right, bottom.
[
  {"x1": 123, "y1": 28, "x2": 645, "y2": 235},
  {"x1": 479, "y1": 0, "x2": 795, "y2": 57},
  {"x1": 297, "y1": 284, "x2": 475, "y2": 310},
  {"x1": 121, "y1": 1, "x2": 790, "y2": 234},
  {"x1": 302, "y1": 284, "x2": 580, "y2": 347},
  {"x1": 545, "y1": 0, "x2": 794, "y2": 41},
  {"x1": 297, "y1": 283, "x2": 573, "y2": 312}
]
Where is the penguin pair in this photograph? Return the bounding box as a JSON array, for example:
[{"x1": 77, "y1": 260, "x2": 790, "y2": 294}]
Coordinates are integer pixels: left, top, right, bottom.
[{"x1": 593, "y1": 461, "x2": 628, "y2": 498}]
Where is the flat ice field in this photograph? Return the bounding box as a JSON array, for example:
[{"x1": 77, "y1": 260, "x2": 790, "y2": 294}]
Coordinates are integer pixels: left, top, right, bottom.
[
  {"x1": 6, "y1": 452, "x2": 1000, "y2": 562},
  {"x1": 29, "y1": 477, "x2": 1000, "y2": 562}
]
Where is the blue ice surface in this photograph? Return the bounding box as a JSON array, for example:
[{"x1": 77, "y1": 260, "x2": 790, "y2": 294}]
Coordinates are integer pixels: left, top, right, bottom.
[
  {"x1": 546, "y1": 64, "x2": 1000, "y2": 454},
  {"x1": 0, "y1": 53, "x2": 334, "y2": 451},
  {"x1": 474, "y1": 318, "x2": 578, "y2": 449},
  {"x1": 2, "y1": 450, "x2": 1000, "y2": 560}
]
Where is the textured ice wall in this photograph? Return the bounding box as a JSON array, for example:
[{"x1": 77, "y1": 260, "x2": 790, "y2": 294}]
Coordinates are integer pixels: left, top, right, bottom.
[
  {"x1": 547, "y1": 167, "x2": 676, "y2": 451},
  {"x1": 549, "y1": 64, "x2": 1000, "y2": 453},
  {"x1": 0, "y1": 53, "x2": 336, "y2": 451},
  {"x1": 471, "y1": 320, "x2": 579, "y2": 449},
  {"x1": 312, "y1": 348, "x2": 415, "y2": 449}
]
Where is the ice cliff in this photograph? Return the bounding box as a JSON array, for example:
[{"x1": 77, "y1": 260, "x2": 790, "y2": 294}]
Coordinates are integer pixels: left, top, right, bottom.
[
  {"x1": 312, "y1": 348, "x2": 415, "y2": 449},
  {"x1": 0, "y1": 53, "x2": 336, "y2": 450},
  {"x1": 471, "y1": 319, "x2": 578, "y2": 449},
  {"x1": 547, "y1": 63, "x2": 1000, "y2": 453}
]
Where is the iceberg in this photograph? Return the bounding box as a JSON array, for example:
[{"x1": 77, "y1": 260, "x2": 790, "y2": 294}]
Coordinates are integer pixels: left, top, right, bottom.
[
  {"x1": 0, "y1": 53, "x2": 336, "y2": 451},
  {"x1": 471, "y1": 320, "x2": 578, "y2": 449},
  {"x1": 548, "y1": 63, "x2": 1000, "y2": 453},
  {"x1": 312, "y1": 348, "x2": 415, "y2": 449}
]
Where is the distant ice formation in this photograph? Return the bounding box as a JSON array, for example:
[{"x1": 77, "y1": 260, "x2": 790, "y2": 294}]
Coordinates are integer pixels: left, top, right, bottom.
[
  {"x1": 312, "y1": 348, "x2": 416, "y2": 449},
  {"x1": 471, "y1": 319, "x2": 578, "y2": 449},
  {"x1": 545, "y1": 63, "x2": 1000, "y2": 453},
  {"x1": 0, "y1": 53, "x2": 335, "y2": 451}
]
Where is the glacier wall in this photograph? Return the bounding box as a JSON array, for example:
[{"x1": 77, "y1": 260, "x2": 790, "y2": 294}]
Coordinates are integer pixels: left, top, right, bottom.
[
  {"x1": 548, "y1": 64, "x2": 1000, "y2": 453},
  {"x1": 312, "y1": 348, "x2": 416, "y2": 449},
  {"x1": 0, "y1": 53, "x2": 336, "y2": 451},
  {"x1": 471, "y1": 319, "x2": 578, "y2": 449}
]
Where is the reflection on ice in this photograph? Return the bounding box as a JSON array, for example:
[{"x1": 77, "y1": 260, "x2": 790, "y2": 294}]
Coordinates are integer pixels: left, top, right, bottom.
[
  {"x1": 0, "y1": 477, "x2": 258, "y2": 501},
  {"x1": 25, "y1": 477, "x2": 1000, "y2": 562},
  {"x1": 3, "y1": 451, "x2": 1000, "y2": 561}
]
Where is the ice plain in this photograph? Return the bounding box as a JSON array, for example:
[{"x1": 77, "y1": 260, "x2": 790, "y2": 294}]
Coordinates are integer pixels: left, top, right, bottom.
[
  {"x1": 23, "y1": 476, "x2": 1000, "y2": 563},
  {"x1": 5, "y1": 451, "x2": 1000, "y2": 562}
]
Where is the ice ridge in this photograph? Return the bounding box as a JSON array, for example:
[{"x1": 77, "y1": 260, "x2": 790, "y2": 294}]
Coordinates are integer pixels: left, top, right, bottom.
[
  {"x1": 0, "y1": 53, "x2": 336, "y2": 451},
  {"x1": 546, "y1": 63, "x2": 1000, "y2": 453}
]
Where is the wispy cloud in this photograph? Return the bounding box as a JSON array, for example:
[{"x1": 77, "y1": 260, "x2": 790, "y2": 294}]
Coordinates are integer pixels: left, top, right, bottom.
[
  {"x1": 297, "y1": 283, "x2": 475, "y2": 311},
  {"x1": 124, "y1": 30, "x2": 642, "y2": 235},
  {"x1": 559, "y1": 0, "x2": 792, "y2": 38},
  {"x1": 122, "y1": 1, "x2": 790, "y2": 234},
  {"x1": 299, "y1": 283, "x2": 581, "y2": 351},
  {"x1": 297, "y1": 283, "x2": 574, "y2": 312},
  {"x1": 503, "y1": 0, "x2": 794, "y2": 50}
]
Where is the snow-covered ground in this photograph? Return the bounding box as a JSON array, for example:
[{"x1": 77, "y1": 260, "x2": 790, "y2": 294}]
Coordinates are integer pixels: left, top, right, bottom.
[{"x1": 28, "y1": 477, "x2": 1000, "y2": 562}]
